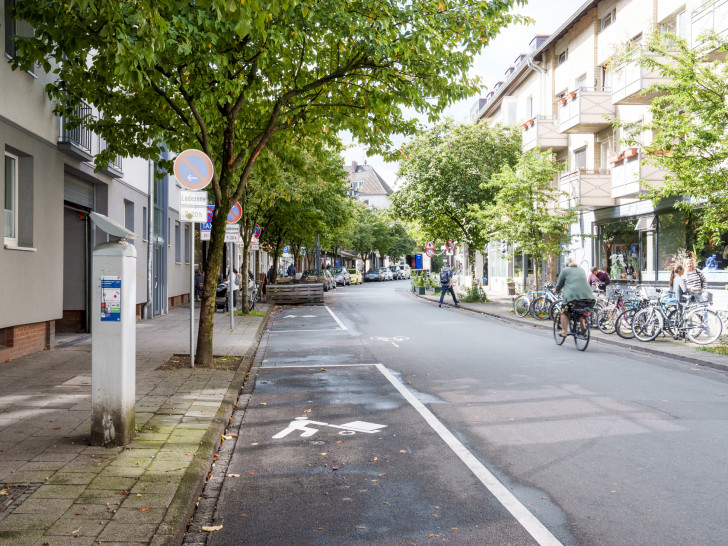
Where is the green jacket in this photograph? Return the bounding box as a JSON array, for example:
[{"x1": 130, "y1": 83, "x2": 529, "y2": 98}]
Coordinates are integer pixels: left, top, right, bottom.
[{"x1": 555, "y1": 266, "x2": 594, "y2": 304}]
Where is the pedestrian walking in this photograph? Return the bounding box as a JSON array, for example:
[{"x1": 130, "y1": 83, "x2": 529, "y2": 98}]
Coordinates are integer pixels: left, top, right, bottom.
[
  {"x1": 267, "y1": 265, "x2": 275, "y2": 284},
  {"x1": 438, "y1": 265, "x2": 459, "y2": 308},
  {"x1": 287, "y1": 262, "x2": 296, "y2": 277}
]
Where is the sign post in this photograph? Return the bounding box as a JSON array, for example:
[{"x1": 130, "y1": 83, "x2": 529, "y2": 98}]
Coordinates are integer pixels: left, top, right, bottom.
[{"x1": 174, "y1": 149, "x2": 214, "y2": 368}]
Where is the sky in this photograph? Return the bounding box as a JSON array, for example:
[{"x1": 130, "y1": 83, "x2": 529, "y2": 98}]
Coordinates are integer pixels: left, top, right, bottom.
[{"x1": 342, "y1": 0, "x2": 585, "y2": 188}]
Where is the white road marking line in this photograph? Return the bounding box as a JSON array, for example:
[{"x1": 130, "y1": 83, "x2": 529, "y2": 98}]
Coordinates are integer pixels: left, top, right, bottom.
[
  {"x1": 262, "y1": 363, "x2": 382, "y2": 368},
  {"x1": 375, "y1": 363, "x2": 563, "y2": 546},
  {"x1": 324, "y1": 305, "x2": 347, "y2": 330},
  {"x1": 269, "y1": 328, "x2": 342, "y2": 333}
]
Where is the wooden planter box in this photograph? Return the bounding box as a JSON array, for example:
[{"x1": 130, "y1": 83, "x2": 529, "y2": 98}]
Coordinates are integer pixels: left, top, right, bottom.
[{"x1": 267, "y1": 283, "x2": 324, "y2": 304}]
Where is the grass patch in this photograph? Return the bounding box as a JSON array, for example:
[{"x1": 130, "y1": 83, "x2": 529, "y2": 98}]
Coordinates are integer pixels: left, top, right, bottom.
[
  {"x1": 234, "y1": 310, "x2": 266, "y2": 317},
  {"x1": 698, "y1": 344, "x2": 728, "y2": 356}
]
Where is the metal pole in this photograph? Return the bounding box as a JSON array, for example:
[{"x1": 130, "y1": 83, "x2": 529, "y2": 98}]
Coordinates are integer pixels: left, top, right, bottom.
[
  {"x1": 229, "y1": 242, "x2": 234, "y2": 329},
  {"x1": 190, "y1": 223, "x2": 195, "y2": 367}
]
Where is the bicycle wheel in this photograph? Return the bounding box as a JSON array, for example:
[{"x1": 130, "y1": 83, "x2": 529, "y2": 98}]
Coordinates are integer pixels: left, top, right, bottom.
[
  {"x1": 632, "y1": 308, "x2": 662, "y2": 342},
  {"x1": 513, "y1": 295, "x2": 531, "y2": 317},
  {"x1": 685, "y1": 309, "x2": 722, "y2": 344},
  {"x1": 530, "y1": 296, "x2": 551, "y2": 320},
  {"x1": 553, "y1": 316, "x2": 566, "y2": 345},
  {"x1": 573, "y1": 315, "x2": 590, "y2": 351},
  {"x1": 614, "y1": 308, "x2": 636, "y2": 339},
  {"x1": 596, "y1": 306, "x2": 617, "y2": 334},
  {"x1": 549, "y1": 300, "x2": 562, "y2": 321}
]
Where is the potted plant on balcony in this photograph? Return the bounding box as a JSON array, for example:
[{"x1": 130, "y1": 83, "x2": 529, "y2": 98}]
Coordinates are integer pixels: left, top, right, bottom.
[
  {"x1": 623, "y1": 147, "x2": 639, "y2": 159},
  {"x1": 557, "y1": 97, "x2": 568, "y2": 106},
  {"x1": 608, "y1": 151, "x2": 624, "y2": 163},
  {"x1": 567, "y1": 90, "x2": 577, "y2": 100},
  {"x1": 527, "y1": 118, "x2": 535, "y2": 127}
]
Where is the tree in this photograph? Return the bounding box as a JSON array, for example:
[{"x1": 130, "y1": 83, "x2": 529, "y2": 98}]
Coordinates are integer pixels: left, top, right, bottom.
[
  {"x1": 473, "y1": 151, "x2": 576, "y2": 289},
  {"x1": 13, "y1": 0, "x2": 526, "y2": 365},
  {"x1": 391, "y1": 120, "x2": 521, "y2": 279},
  {"x1": 619, "y1": 31, "x2": 728, "y2": 247}
]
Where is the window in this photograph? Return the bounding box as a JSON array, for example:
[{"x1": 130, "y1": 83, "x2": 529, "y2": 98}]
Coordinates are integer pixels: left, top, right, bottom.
[
  {"x1": 525, "y1": 96, "x2": 533, "y2": 119},
  {"x1": 168, "y1": 218, "x2": 172, "y2": 246},
  {"x1": 507, "y1": 102, "x2": 517, "y2": 125},
  {"x1": 142, "y1": 207, "x2": 148, "y2": 241},
  {"x1": 575, "y1": 75, "x2": 586, "y2": 91},
  {"x1": 661, "y1": 10, "x2": 687, "y2": 40},
  {"x1": 5, "y1": 0, "x2": 36, "y2": 73},
  {"x1": 124, "y1": 200, "x2": 134, "y2": 232},
  {"x1": 4, "y1": 153, "x2": 18, "y2": 246},
  {"x1": 600, "y1": 9, "x2": 616, "y2": 32},
  {"x1": 175, "y1": 222, "x2": 181, "y2": 263},
  {"x1": 557, "y1": 49, "x2": 568, "y2": 65},
  {"x1": 573, "y1": 147, "x2": 587, "y2": 170},
  {"x1": 601, "y1": 65, "x2": 611, "y2": 91},
  {"x1": 184, "y1": 224, "x2": 190, "y2": 263}
]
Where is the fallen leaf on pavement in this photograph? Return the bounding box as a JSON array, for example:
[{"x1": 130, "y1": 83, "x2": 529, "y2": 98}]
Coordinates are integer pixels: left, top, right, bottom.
[
  {"x1": 304, "y1": 409, "x2": 312, "y2": 413},
  {"x1": 227, "y1": 474, "x2": 241, "y2": 477},
  {"x1": 369, "y1": 457, "x2": 378, "y2": 462},
  {"x1": 138, "y1": 506, "x2": 151, "y2": 512},
  {"x1": 202, "y1": 524, "x2": 224, "y2": 532}
]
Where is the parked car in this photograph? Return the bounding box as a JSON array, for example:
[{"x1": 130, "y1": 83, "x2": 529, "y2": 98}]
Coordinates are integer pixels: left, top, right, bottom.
[
  {"x1": 347, "y1": 268, "x2": 363, "y2": 285},
  {"x1": 389, "y1": 265, "x2": 403, "y2": 280},
  {"x1": 330, "y1": 267, "x2": 351, "y2": 286},
  {"x1": 382, "y1": 267, "x2": 393, "y2": 281},
  {"x1": 399, "y1": 264, "x2": 411, "y2": 279},
  {"x1": 365, "y1": 268, "x2": 387, "y2": 282},
  {"x1": 301, "y1": 269, "x2": 336, "y2": 291}
]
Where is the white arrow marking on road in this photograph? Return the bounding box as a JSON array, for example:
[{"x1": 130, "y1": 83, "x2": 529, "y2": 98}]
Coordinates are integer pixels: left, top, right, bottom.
[
  {"x1": 283, "y1": 315, "x2": 297, "y2": 318},
  {"x1": 272, "y1": 417, "x2": 386, "y2": 439},
  {"x1": 370, "y1": 336, "x2": 409, "y2": 347}
]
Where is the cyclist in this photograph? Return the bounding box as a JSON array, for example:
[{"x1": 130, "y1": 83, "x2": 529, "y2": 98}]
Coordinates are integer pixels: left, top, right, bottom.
[{"x1": 554, "y1": 258, "x2": 595, "y2": 337}]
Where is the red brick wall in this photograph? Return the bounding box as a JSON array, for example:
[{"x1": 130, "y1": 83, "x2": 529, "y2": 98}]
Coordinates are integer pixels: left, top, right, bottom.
[{"x1": 0, "y1": 321, "x2": 54, "y2": 363}]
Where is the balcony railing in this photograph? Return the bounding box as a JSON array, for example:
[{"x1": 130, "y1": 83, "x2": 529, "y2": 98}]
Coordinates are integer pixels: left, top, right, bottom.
[
  {"x1": 98, "y1": 136, "x2": 124, "y2": 178},
  {"x1": 692, "y1": 0, "x2": 728, "y2": 52},
  {"x1": 611, "y1": 55, "x2": 667, "y2": 105},
  {"x1": 610, "y1": 151, "x2": 665, "y2": 199},
  {"x1": 521, "y1": 116, "x2": 568, "y2": 152},
  {"x1": 58, "y1": 102, "x2": 94, "y2": 161},
  {"x1": 557, "y1": 88, "x2": 614, "y2": 134},
  {"x1": 558, "y1": 169, "x2": 614, "y2": 210}
]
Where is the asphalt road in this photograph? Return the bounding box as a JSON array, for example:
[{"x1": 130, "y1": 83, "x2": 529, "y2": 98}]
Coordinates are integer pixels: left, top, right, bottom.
[{"x1": 209, "y1": 280, "x2": 728, "y2": 545}]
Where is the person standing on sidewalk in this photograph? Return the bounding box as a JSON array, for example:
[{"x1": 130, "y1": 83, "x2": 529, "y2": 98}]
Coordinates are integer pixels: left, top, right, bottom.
[
  {"x1": 438, "y1": 265, "x2": 459, "y2": 308},
  {"x1": 684, "y1": 258, "x2": 707, "y2": 300}
]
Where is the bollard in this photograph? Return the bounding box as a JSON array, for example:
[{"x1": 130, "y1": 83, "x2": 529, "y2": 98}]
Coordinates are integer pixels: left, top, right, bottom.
[{"x1": 89, "y1": 213, "x2": 137, "y2": 446}]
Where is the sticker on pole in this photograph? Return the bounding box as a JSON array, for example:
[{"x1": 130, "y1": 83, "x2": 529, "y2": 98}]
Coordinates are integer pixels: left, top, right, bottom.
[
  {"x1": 173, "y1": 149, "x2": 214, "y2": 191},
  {"x1": 100, "y1": 276, "x2": 121, "y2": 322},
  {"x1": 227, "y1": 202, "x2": 242, "y2": 223}
]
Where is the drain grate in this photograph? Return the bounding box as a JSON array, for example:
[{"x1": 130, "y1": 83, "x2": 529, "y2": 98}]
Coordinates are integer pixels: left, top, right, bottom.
[{"x1": 0, "y1": 483, "x2": 42, "y2": 522}]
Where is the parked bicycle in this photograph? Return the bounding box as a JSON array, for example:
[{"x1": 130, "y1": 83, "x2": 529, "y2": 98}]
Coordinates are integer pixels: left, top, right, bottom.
[
  {"x1": 632, "y1": 292, "x2": 721, "y2": 344},
  {"x1": 553, "y1": 299, "x2": 595, "y2": 351},
  {"x1": 530, "y1": 283, "x2": 561, "y2": 321},
  {"x1": 247, "y1": 280, "x2": 260, "y2": 311},
  {"x1": 513, "y1": 287, "x2": 546, "y2": 318}
]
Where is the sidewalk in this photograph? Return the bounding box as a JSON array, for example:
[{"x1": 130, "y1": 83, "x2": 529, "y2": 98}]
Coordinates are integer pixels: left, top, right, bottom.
[
  {"x1": 416, "y1": 290, "x2": 728, "y2": 373},
  {"x1": 0, "y1": 303, "x2": 270, "y2": 546}
]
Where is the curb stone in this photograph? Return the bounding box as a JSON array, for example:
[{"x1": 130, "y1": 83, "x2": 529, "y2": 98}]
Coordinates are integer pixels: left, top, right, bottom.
[{"x1": 168, "y1": 309, "x2": 271, "y2": 546}]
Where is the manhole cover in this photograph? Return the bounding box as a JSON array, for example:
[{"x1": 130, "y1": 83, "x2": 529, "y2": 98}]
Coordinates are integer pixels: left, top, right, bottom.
[{"x1": 0, "y1": 483, "x2": 42, "y2": 522}]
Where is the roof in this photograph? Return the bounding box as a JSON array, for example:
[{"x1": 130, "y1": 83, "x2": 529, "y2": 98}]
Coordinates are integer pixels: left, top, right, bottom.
[{"x1": 344, "y1": 162, "x2": 393, "y2": 196}]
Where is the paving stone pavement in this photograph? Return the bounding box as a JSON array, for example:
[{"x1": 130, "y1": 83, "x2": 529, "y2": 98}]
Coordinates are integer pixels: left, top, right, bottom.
[
  {"x1": 418, "y1": 289, "x2": 728, "y2": 372},
  {"x1": 0, "y1": 303, "x2": 270, "y2": 546}
]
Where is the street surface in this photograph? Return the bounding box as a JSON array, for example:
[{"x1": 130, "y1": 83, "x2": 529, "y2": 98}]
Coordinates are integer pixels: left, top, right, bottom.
[{"x1": 208, "y1": 281, "x2": 728, "y2": 545}]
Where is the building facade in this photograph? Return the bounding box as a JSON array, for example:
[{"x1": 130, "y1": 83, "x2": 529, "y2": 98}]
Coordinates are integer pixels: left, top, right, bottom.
[
  {"x1": 475, "y1": 0, "x2": 728, "y2": 301},
  {"x1": 1, "y1": 0, "x2": 191, "y2": 361}
]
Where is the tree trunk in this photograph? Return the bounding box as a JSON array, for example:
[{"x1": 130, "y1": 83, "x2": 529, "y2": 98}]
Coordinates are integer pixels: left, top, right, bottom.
[{"x1": 196, "y1": 207, "x2": 228, "y2": 366}]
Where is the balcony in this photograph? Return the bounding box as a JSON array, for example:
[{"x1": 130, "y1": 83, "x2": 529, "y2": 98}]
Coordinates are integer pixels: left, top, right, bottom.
[
  {"x1": 98, "y1": 137, "x2": 123, "y2": 178},
  {"x1": 58, "y1": 102, "x2": 94, "y2": 162},
  {"x1": 692, "y1": 0, "x2": 728, "y2": 56},
  {"x1": 557, "y1": 88, "x2": 614, "y2": 134},
  {"x1": 558, "y1": 169, "x2": 614, "y2": 210},
  {"x1": 521, "y1": 116, "x2": 568, "y2": 152},
  {"x1": 611, "y1": 56, "x2": 666, "y2": 105},
  {"x1": 610, "y1": 149, "x2": 665, "y2": 199}
]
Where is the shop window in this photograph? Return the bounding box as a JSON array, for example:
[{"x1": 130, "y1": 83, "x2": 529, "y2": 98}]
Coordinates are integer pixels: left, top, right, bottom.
[
  {"x1": 598, "y1": 220, "x2": 640, "y2": 280},
  {"x1": 657, "y1": 210, "x2": 687, "y2": 271}
]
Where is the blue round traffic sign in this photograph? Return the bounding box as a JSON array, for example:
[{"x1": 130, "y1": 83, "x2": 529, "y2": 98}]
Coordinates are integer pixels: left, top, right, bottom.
[
  {"x1": 174, "y1": 149, "x2": 214, "y2": 191},
  {"x1": 252, "y1": 224, "x2": 261, "y2": 238},
  {"x1": 227, "y1": 202, "x2": 242, "y2": 223}
]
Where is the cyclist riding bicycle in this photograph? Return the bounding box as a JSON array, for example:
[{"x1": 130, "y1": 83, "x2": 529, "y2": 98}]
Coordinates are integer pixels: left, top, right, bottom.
[{"x1": 554, "y1": 258, "x2": 595, "y2": 337}]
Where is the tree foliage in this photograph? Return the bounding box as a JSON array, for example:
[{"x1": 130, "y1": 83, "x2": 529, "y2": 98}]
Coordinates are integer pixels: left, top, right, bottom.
[
  {"x1": 474, "y1": 150, "x2": 575, "y2": 288},
  {"x1": 11, "y1": 0, "x2": 526, "y2": 364},
  {"x1": 392, "y1": 120, "x2": 522, "y2": 275},
  {"x1": 620, "y1": 31, "x2": 728, "y2": 246}
]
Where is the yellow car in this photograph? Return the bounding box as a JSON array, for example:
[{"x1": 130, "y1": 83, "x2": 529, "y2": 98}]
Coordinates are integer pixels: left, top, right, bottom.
[{"x1": 347, "y1": 268, "x2": 363, "y2": 285}]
